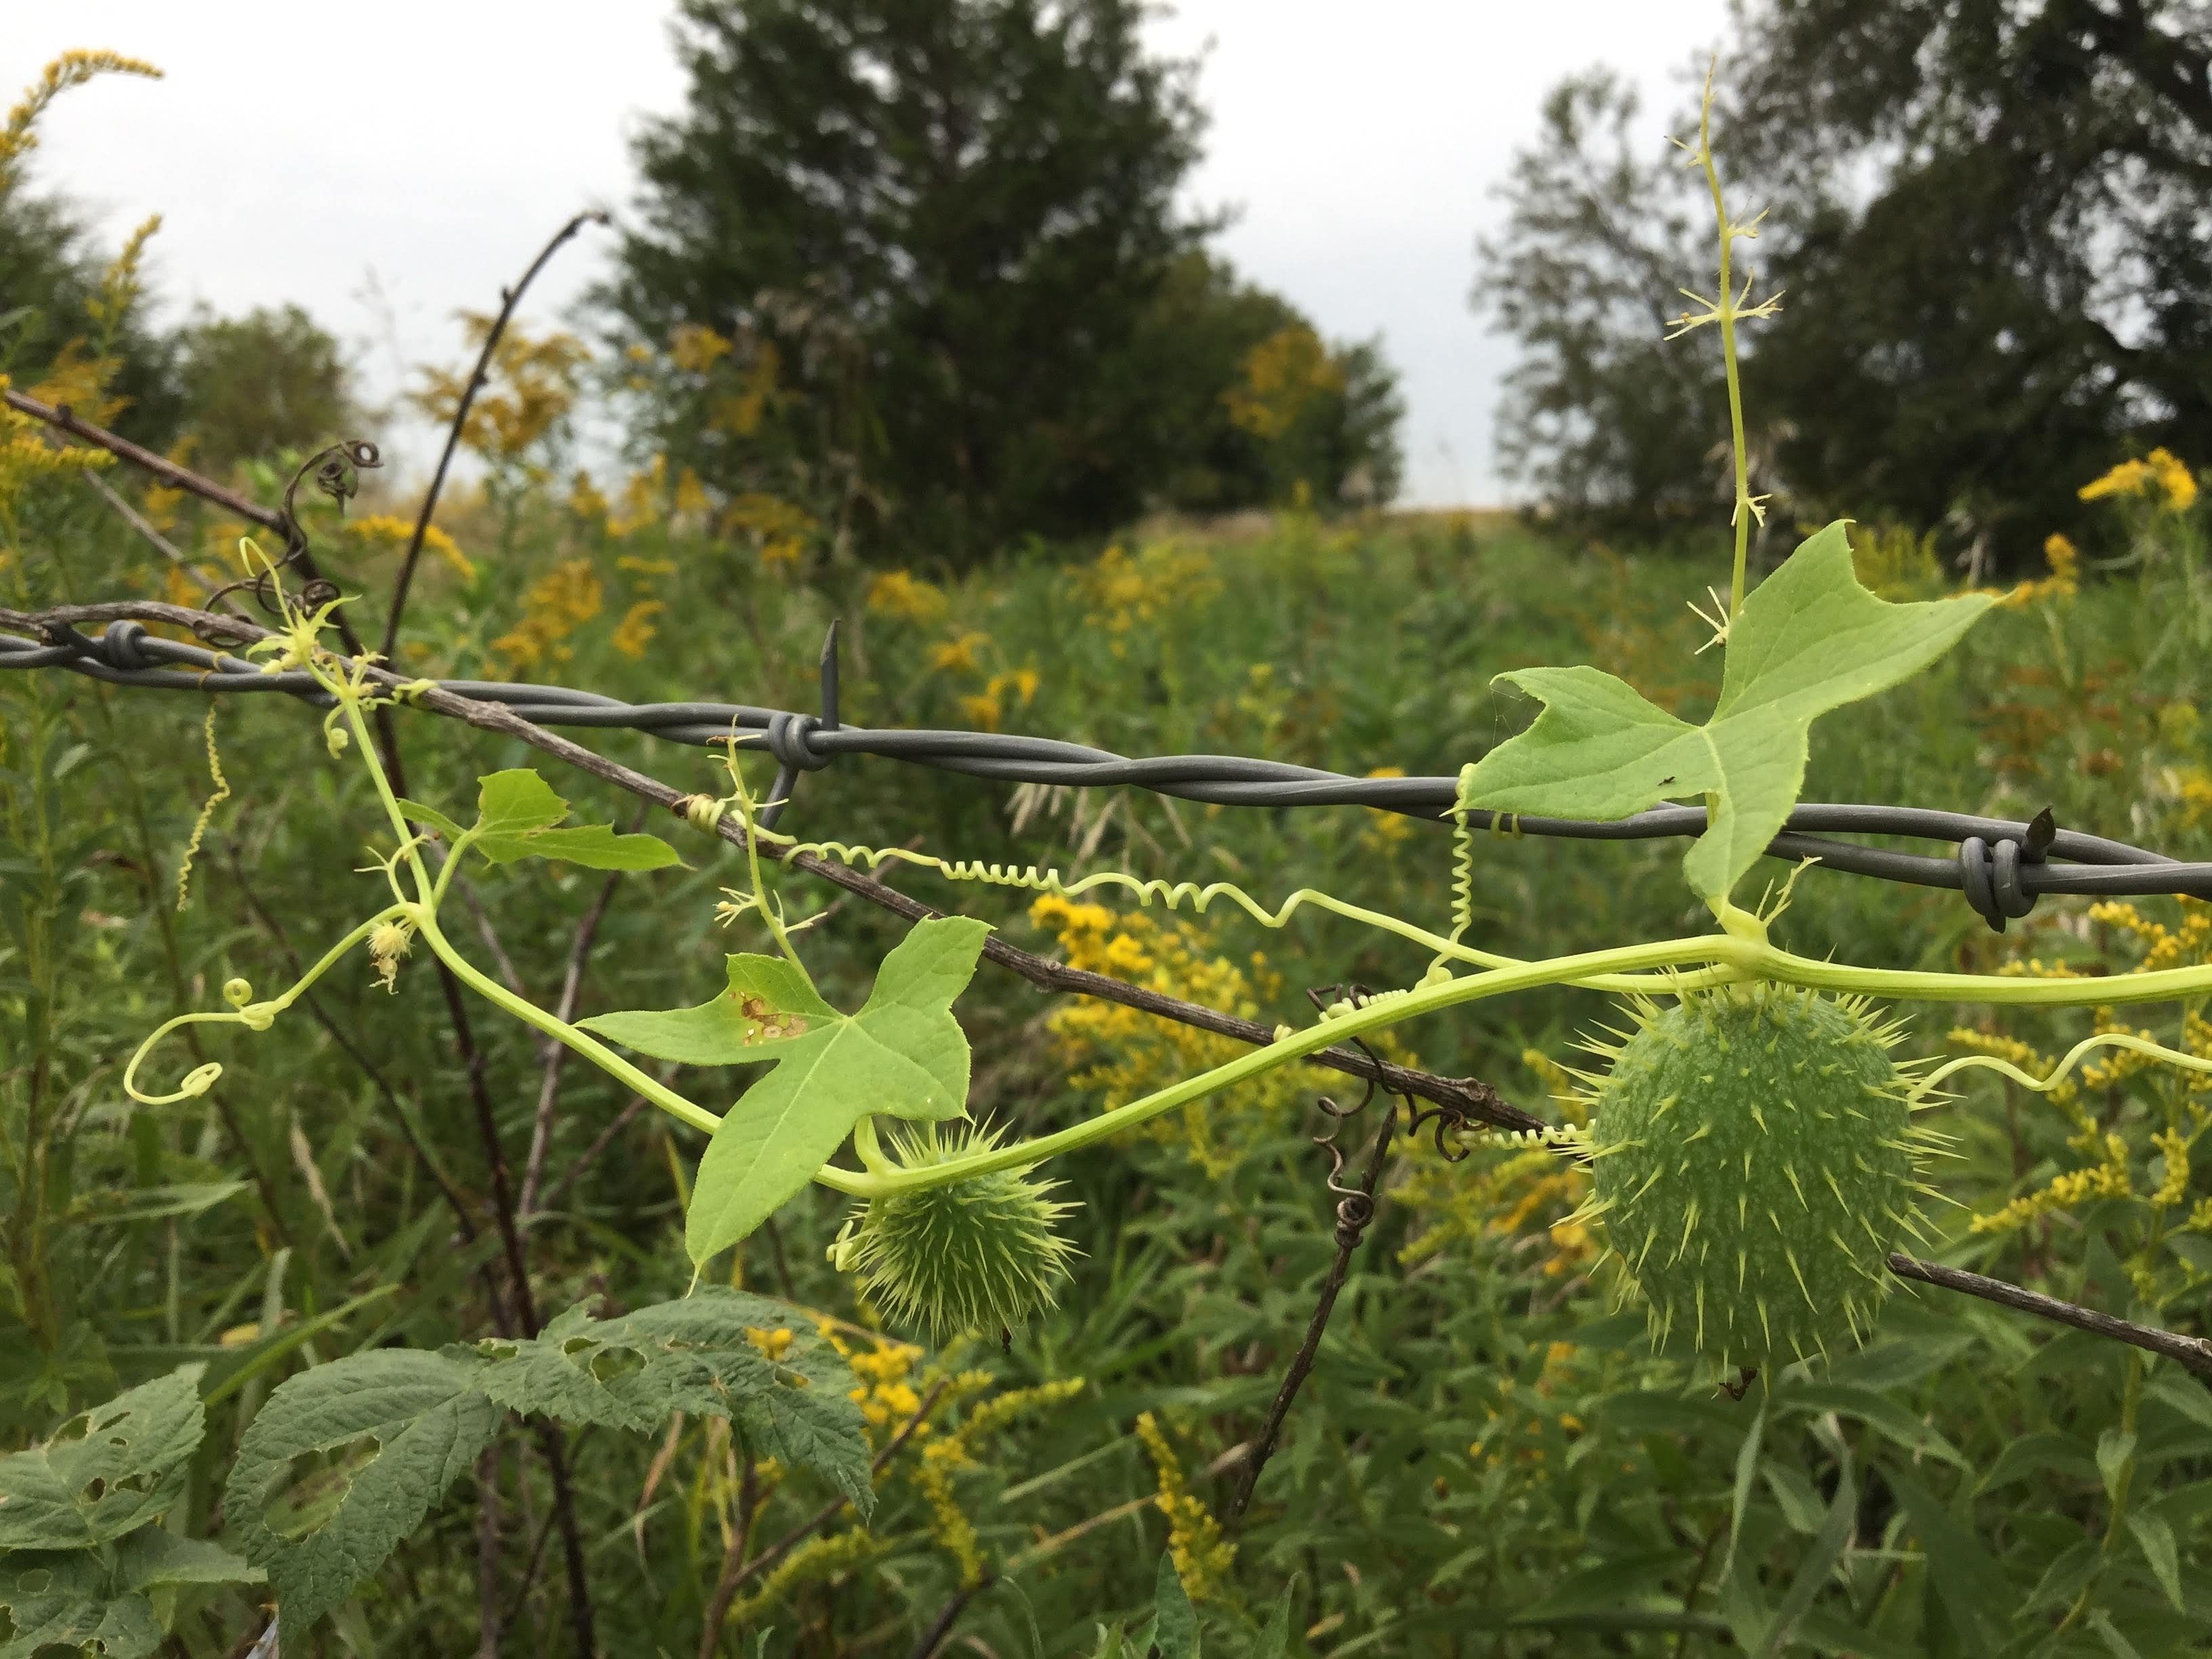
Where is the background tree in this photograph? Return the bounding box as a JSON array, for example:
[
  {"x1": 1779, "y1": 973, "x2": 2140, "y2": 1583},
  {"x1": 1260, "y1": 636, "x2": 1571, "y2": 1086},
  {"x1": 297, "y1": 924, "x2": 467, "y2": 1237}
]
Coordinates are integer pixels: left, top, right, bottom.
[
  {"x1": 0, "y1": 194, "x2": 182, "y2": 443},
  {"x1": 1474, "y1": 74, "x2": 1729, "y2": 527},
  {"x1": 1482, "y1": 0, "x2": 2212, "y2": 567},
  {"x1": 604, "y1": 0, "x2": 1402, "y2": 567},
  {"x1": 176, "y1": 304, "x2": 358, "y2": 476},
  {"x1": 1120, "y1": 251, "x2": 1404, "y2": 515}
]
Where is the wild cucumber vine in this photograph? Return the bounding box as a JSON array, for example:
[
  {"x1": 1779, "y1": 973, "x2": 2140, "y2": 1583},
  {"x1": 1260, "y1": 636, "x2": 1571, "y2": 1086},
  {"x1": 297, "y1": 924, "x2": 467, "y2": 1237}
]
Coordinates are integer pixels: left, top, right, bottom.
[{"x1": 124, "y1": 79, "x2": 2212, "y2": 1359}]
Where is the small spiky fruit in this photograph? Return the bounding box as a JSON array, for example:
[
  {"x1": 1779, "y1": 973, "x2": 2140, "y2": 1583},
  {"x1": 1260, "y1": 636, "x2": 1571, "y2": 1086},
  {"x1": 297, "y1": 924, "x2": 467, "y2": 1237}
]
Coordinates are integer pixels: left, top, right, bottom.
[
  {"x1": 1568, "y1": 985, "x2": 1938, "y2": 1374},
  {"x1": 846, "y1": 1124, "x2": 1080, "y2": 1341}
]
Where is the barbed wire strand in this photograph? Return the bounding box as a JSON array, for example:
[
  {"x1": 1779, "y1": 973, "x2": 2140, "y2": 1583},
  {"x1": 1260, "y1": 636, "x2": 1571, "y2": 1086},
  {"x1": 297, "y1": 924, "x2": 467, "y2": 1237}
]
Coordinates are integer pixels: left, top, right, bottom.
[{"x1": 5, "y1": 607, "x2": 2209, "y2": 932}]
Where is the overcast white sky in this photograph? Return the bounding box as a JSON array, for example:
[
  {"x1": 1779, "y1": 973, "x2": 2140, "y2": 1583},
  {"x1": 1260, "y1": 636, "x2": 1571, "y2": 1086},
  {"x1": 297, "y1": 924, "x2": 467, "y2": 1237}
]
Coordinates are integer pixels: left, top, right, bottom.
[{"x1": 16, "y1": 1, "x2": 1732, "y2": 507}]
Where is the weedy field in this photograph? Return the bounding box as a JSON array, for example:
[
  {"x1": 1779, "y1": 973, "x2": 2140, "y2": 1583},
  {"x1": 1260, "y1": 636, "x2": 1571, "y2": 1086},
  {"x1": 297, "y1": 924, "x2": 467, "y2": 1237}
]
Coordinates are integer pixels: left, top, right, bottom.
[
  {"x1": 7, "y1": 41, "x2": 2212, "y2": 1659},
  {"x1": 4, "y1": 452, "x2": 2211, "y2": 1654}
]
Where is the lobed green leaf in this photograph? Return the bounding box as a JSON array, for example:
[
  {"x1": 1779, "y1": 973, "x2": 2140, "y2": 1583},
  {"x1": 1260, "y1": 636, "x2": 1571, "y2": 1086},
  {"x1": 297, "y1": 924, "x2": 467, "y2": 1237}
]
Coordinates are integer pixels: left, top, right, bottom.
[
  {"x1": 1459, "y1": 523, "x2": 1992, "y2": 900},
  {"x1": 583, "y1": 917, "x2": 991, "y2": 1267}
]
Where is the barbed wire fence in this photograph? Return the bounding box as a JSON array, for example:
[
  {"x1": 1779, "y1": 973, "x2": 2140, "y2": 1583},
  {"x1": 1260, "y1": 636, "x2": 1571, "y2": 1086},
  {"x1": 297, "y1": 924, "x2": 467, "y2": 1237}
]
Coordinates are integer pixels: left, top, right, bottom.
[{"x1": 10, "y1": 606, "x2": 2212, "y2": 922}]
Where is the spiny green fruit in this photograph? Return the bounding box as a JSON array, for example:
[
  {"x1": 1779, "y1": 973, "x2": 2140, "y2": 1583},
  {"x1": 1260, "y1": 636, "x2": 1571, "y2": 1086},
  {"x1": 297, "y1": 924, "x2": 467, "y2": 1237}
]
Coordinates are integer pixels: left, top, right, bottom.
[
  {"x1": 1565, "y1": 984, "x2": 1942, "y2": 1374},
  {"x1": 842, "y1": 1124, "x2": 1080, "y2": 1341}
]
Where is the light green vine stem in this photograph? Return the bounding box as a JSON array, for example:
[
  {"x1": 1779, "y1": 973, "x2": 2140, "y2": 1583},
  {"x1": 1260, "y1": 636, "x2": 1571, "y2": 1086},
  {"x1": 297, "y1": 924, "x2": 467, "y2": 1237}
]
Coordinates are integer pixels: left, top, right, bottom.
[
  {"x1": 816, "y1": 939, "x2": 2212, "y2": 1196},
  {"x1": 1911, "y1": 1029, "x2": 2212, "y2": 1107},
  {"x1": 123, "y1": 908, "x2": 405, "y2": 1105},
  {"x1": 1671, "y1": 62, "x2": 1782, "y2": 622}
]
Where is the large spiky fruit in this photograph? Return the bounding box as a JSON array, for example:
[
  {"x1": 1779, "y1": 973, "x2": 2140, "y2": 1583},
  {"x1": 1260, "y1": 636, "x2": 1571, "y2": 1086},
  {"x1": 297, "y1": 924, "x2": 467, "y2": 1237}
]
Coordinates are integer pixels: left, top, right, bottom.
[
  {"x1": 845, "y1": 1124, "x2": 1080, "y2": 1341},
  {"x1": 1568, "y1": 984, "x2": 1937, "y2": 1374}
]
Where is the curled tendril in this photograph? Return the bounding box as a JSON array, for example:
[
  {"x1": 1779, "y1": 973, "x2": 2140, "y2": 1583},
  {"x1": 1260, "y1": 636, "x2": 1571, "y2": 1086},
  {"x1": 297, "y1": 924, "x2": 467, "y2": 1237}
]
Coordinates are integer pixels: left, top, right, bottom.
[
  {"x1": 1305, "y1": 981, "x2": 1475, "y2": 1195},
  {"x1": 1914, "y1": 1029, "x2": 2212, "y2": 1106},
  {"x1": 201, "y1": 437, "x2": 383, "y2": 617},
  {"x1": 126, "y1": 912, "x2": 405, "y2": 1104}
]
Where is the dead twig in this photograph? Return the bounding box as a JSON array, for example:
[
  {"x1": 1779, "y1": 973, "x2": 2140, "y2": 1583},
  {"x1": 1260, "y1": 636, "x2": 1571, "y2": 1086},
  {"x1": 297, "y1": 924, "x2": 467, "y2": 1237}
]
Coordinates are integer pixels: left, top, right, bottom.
[
  {"x1": 1229, "y1": 1000, "x2": 1404, "y2": 1523},
  {"x1": 519, "y1": 865, "x2": 625, "y2": 1217},
  {"x1": 1887, "y1": 1252, "x2": 2212, "y2": 1382},
  {"x1": 380, "y1": 210, "x2": 607, "y2": 661}
]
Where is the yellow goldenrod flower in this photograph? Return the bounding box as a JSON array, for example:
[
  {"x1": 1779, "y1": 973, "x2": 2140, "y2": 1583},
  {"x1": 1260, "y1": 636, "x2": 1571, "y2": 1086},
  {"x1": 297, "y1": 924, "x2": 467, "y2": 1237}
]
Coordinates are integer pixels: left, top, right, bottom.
[
  {"x1": 865, "y1": 569, "x2": 947, "y2": 622},
  {"x1": 2, "y1": 51, "x2": 162, "y2": 193},
  {"x1": 2081, "y1": 447, "x2": 2198, "y2": 512},
  {"x1": 1136, "y1": 1412, "x2": 1235, "y2": 1603},
  {"x1": 344, "y1": 514, "x2": 475, "y2": 581},
  {"x1": 567, "y1": 470, "x2": 609, "y2": 523},
  {"x1": 930, "y1": 630, "x2": 989, "y2": 674},
  {"x1": 611, "y1": 599, "x2": 664, "y2": 660},
  {"x1": 742, "y1": 1324, "x2": 796, "y2": 1361},
  {"x1": 668, "y1": 322, "x2": 735, "y2": 375}
]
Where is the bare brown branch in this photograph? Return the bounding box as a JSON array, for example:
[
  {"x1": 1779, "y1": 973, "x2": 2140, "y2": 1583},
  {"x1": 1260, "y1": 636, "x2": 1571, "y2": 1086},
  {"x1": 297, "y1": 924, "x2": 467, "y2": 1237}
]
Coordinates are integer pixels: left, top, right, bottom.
[{"x1": 1887, "y1": 1252, "x2": 2212, "y2": 1382}]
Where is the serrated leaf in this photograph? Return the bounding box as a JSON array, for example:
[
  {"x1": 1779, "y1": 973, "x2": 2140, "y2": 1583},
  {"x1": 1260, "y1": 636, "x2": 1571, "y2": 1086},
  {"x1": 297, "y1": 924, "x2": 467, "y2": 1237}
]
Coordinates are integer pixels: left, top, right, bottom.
[
  {"x1": 1151, "y1": 1549, "x2": 1201, "y2": 1659},
  {"x1": 0, "y1": 1551, "x2": 163, "y2": 1659},
  {"x1": 226, "y1": 1349, "x2": 499, "y2": 1643},
  {"x1": 466, "y1": 769, "x2": 680, "y2": 870},
  {"x1": 1460, "y1": 522, "x2": 1992, "y2": 899},
  {"x1": 115, "y1": 1528, "x2": 264, "y2": 1591},
  {"x1": 0, "y1": 1368, "x2": 205, "y2": 1550},
  {"x1": 469, "y1": 1291, "x2": 870, "y2": 1513},
  {"x1": 585, "y1": 918, "x2": 991, "y2": 1265},
  {"x1": 2123, "y1": 1511, "x2": 2184, "y2": 1610}
]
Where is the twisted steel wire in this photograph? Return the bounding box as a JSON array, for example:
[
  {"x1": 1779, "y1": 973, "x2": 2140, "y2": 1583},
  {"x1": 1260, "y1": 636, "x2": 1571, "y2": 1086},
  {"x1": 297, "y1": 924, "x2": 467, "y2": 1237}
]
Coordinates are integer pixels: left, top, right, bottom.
[{"x1": 5, "y1": 615, "x2": 2209, "y2": 928}]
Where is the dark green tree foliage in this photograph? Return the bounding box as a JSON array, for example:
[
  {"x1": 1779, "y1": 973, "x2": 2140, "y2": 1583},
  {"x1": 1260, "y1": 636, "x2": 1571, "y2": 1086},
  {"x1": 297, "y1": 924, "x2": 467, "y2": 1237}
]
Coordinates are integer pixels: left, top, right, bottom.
[
  {"x1": 1484, "y1": 1, "x2": 2212, "y2": 566},
  {"x1": 607, "y1": 0, "x2": 1404, "y2": 562},
  {"x1": 176, "y1": 304, "x2": 357, "y2": 475},
  {"x1": 0, "y1": 191, "x2": 181, "y2": 441},
  {"x1": 1124, "y1": 252, "x2": 1405, "y2": 514},
  {"x1": 1475, "y1": 75, "x2": 1730, "y2": 525},
  {"x1": 1721, "y1": 0, "x2": 2212, "y2": 564},
  {"x1": 608, "y1": 0, "x2": 1212, "y2": 562}
]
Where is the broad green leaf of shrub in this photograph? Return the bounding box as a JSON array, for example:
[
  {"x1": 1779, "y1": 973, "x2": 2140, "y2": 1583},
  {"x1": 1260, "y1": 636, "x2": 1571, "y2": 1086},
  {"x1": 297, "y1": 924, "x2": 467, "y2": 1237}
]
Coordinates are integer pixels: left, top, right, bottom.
[
  {"x1": 399, "y1": 769, "x2": 680, "y2": 869},
  {"x1": 225, "y1": 1349, "x2": 501, "y2": 1643},
  {"x1": 1458, "y1": 522, "x2": 1992, "y2": 901},
  {"x1": 0, "y1": 1367, "x2": 205, "y2": 1551},
  {"x1": 582, "y1": 916, "x2": 991, "y2": 1266},
  {"x1": 469, "y1": 1290, "x2": 871, "y2": 1512},
  {"x1": 0, "y1": 1551, "x2": 165, "y2": 1659}
]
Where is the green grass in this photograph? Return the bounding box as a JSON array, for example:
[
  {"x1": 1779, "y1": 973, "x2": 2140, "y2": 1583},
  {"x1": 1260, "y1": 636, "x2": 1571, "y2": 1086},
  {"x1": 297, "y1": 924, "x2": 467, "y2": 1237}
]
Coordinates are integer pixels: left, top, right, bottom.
[{"x1": 3, "y1": 489, "x2": 2209, "y2": 1655}]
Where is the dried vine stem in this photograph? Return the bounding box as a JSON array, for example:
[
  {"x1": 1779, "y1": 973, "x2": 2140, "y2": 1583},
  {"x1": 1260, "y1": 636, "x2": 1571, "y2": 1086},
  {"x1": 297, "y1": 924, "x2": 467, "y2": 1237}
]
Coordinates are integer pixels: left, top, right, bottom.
[
  {"x1": 3, "y1": 385, "x2": 286, "y2": 530},
  {"x1": 1887, "y1": 1253, "x2": 2212, "y2": 1382},
  {"x1": 380, "y1": 209, "x2": 607, "y2": 660},
  {"x1": 5, "y1": 598, "x2": 1535, "y2": 1134}
]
